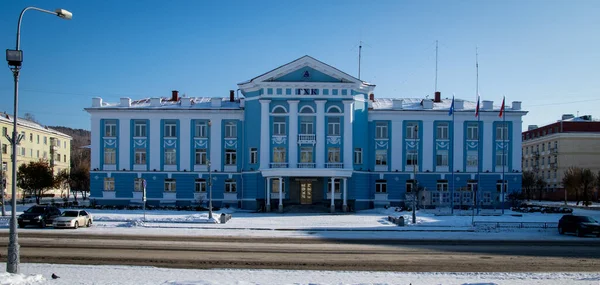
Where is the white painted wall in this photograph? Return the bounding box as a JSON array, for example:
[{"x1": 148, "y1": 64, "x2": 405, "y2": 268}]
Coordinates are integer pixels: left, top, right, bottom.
[{"x1": 118, "y1": 119, "x2": 130, "y2": 170}]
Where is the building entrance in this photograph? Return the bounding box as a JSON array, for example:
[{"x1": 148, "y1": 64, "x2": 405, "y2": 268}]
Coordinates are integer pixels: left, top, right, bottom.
[{"x1": 300, "y1": 182, "x2": 312, "y2": 204}]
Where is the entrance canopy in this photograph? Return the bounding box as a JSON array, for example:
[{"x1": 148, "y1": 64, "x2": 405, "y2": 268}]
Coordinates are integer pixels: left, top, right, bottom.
[{"x1": 260, "y1": 168, "x2": 352, "y2": 178}]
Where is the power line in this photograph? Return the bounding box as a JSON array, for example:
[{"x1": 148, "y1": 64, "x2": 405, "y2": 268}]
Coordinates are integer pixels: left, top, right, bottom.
[{"x1": 526, "y1": 98, "x2": 600, "y2": 107}]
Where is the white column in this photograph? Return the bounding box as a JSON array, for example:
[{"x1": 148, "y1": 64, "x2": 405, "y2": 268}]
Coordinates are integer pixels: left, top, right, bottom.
[
  {"x1": 422, "y1": 120, "x2": 434, "y2": 171},
  {"x1": 288, "y1": 100, "x2": 299, "y2": 168},
  {"x1": 209, "y1": 119, "x2": 222, "y2": 172},
  {"x1": 90, "y1": 116, "x2": 101, "y2": 170},
  {"x1": 343, "y1": 178, "x2": 348, "y2": 212},
  {"x1": 343, "y1": 100, "x2": 353, "y2": 169},
  {"x1": 149, "y1": 118, "x2": 161, "y2": 171},
  {"x1": 118, "y1": 119, "x2": 131, "y2": 170},
  {"x1": 512, "y1": 117, "x2": 522, "y2": 171},
  {"x1": 278, "y1": 177, "x2": 283, "y2": 213},
  {"x1": 266, "y1": 177, "x2": 271, "y2": 212},
  {"x1": 330, "y1": 177, "x2": 335, "y2": 213},
  {"x1": 315, "y1": 100, "x2": 327, "y2": 168},
  {"x1": 391, "y1": 120, "x2": 403, "y2": 172},
  {"x1": 483, "y1": 120, "x2": 494, "y2": 172},
  {"x1": 453, "y1": 118, "x2": 465, "y2": 173},
  {"x1": 179, "y1": 119, "x2": 191, "y2": 171},
  {"x1": 260, "y1": 100, "x2": 271, "y2": 170}
]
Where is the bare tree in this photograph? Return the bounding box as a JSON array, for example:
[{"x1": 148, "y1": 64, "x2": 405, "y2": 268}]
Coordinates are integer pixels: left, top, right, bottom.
[
  {"x1": 521, "y1": 171, "x2": 536, "y2": 200},
  {"x1": 535, "y1": 178, "x2": 547, "y2": 202},
  {"x1": 580, "y1": 168, "x2": 595, "y2": 206},
  {"x1": 563, "y1": 167, "x2": 582, "y2": 205}
]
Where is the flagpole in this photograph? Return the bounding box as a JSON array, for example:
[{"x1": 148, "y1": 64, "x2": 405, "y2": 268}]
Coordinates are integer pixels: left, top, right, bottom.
[
  {"x1": 475, "y1": 47, "x2": 481, "y2": 216},
  {"x1": 502, "y1": 96, "x2": 506, "y2": 215},
  {"x1": 450, "y1": 96, "x2": 455, "y2": 215}
]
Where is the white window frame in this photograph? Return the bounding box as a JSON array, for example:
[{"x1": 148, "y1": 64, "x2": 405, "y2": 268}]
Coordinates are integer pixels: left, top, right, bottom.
[
  {"x1": 496, "y1": 152, "x2": 508, "y2": 167},
  {"x1": 104, "y1": 178, "x2": 115, "y2": 191},
  {"x1": 406, "y1": 149, "x2": 417, "y2": 166},
  {"x1": 375, "y1": 149, "x2": 387, "y2": 165},
  {"x1": 467, "y1": 151, "x2": 478, "y2": 167},
  {"x1": 250, "y1": 148, "x2": 258, "y2": 164},
  {"x1": 467, "y1": 181, "x2": 478, "y2": 192},
  {"x1": 354, "y1": 148, "x2": 363, "y2": 164},
  {"x1": 376, "y1": 180, "x2": 387, "y2": 193},
  {"x1": 327, "y1": 180, "x2": 341, "y2": 193},
  {"x1": 164, "y1": 179, "x2": 176, "y2": 192},
  {"x1": 300, "y1": 121, "x2": 314, "y2": 134},
  {"x1": 225, "y1": 149, "x2": 237, "y2": 165},
  {"x1": 225, "y1": 179, "x2": 237, "y2": 193},
  {"x1": 376, "y1": 122, "x2": 388, "y2": 139},
  {"x1": 406, "y1": 123, "x2": 418, "y2": 139},
  {"x1": 436, "y1": 150, "x2": 449, "y2": 166},
  {"x1": 496, "y1": 181, "x2": 508, "y2": 193},
  {"x1": 134, "y1": 121, "x2": 147, "y2": 137},
  {"x1": 436, "y1": 123, "x2": 449, "y2": 140},
  {"x1": 300, "y1": 147, "x2": 313, "y2": 163},
  {"x1": 164, "y1": 123, "x2": 177, "y2": 138},
  {"x1": 134, "y1": 148, "x2": 146, "y2": 165},
  {"x1": 134, "y1": 178, "x2": 143, "y2": 192},
  {"x1": 195, "y1": 148, "x2": 207, "y2": 165},
  {"x1": 164, "y1": 148, "x2": 177, "y2": 165},
  {"x1": 495, "y1": 123, "x2": 509, "y2": 140},
  {"x1": 104, "y1": 122, "x2": 117, "y2": 137},
  {"x1": 195, "y1": 179, "x2": 207, "y2": 192},
  {"x1": 327, "y1": 147, "x2": 340, "y2": 163},
  {"x1": 272, "y1": 147, "x2": 286, "y2": 163},
  {"x1": 194, "y1": 121, "x2": 207, "y2": 138},
  {"x1": 225, "y1": 122, "x2": 237, "y2": 138},
  {"x1": 104, "y1": 148, "x2": 116, "y2": 165},
  {"x1": 272, "y1": 179, "x2": 286, "y2": 193},
  {"x1": 436, "y1": 181, "x2": 449, "y2": 191},
  {"x1": 327, "y1": 117, "x2": 340, "y2": 136},
  {"x1": 273, "y1": 119, "x2": 286, "y2": 136},
  {"x1": 467, "y1": 123, "x2": 478, "y2": 140}
]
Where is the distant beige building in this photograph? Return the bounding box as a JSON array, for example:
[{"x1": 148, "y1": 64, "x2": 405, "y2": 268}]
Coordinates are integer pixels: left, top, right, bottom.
[
  {"x1": 522, "y1": 115, "x2": 600, "y2": 200},
  {"x1": 0, "y1": 114, "x2": 72, "y2": 199}
]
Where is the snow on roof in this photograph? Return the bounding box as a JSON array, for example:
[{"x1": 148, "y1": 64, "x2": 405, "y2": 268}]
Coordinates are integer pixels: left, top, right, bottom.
[
  {"x1": 94, "y1": 97, "x2": 242, "y2": 110},
  {"x1": 0, "y1": 114, "x2": 72, "y2": 139},
  {"x1": 371, "y1": 98, "x2": 510, "y2": 112}
]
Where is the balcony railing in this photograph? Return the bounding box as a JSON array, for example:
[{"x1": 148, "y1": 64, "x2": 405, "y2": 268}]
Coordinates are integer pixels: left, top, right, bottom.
[
  {"x1": 298, "y1": 134, "x2": 316, "y2": 144},
  {"x1": 325, "y1": 163, "x2": 343, "y2": 169},
  {"x1": 298, "y1": 163, "x2": 315, "y2": 168},
  {"x1": 270, "y1": 163, "x2": 288, "y2": 168}
]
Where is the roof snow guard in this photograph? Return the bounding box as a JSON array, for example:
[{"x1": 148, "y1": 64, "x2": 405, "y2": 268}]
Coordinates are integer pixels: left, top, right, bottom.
[{"x1": 87, "y1": 96, "x2": 241, "y2": 110}]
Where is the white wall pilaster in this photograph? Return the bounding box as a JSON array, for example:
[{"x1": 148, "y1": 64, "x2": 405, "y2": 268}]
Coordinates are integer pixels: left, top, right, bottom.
[
  {"x1": 391, "y1": 120, "x2": 403, "y2": 171},
  {"x1": 209, "y1": 119, "x2": 222, "y2": 172},
  {"x1": 483, "y1": 120, "x2": 494, "y2": 172},
  {"x1": 91, "y1": 117, "x2": 101, "y2": 170},
  {"x1": 343, "y1": 101, "x2": 353, "y2": 169},
  {"x1": 315, "y1": 100, "x2": 326, "y2": 168},
  {"x1": 512, "y1": 117, "x2": 522, "y2": 171},
  {"x1": 288, "y1": 100, "x2": 299, "y2": 168},
  {"x1": 118, "y1": 119, "x2": 130, "y2": 170},
  {"x1": 149, "y1": 118, "x2": 161, "y2": 171},
  {"x1": 259, "y1": 100, "x2": 271, "y2": 170},
  {"x1": 179, "y1": 119, "x2": 191, "y2": 171},
  {"x1": 422, "y1": 120, "x2": 434, "y2": 171},
  {"x1": 453, "y1": 118, "x2": 465, "y2": 172}
]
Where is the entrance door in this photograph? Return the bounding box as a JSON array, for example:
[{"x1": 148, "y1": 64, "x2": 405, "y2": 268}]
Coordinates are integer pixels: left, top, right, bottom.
[{"x1": 300, "y1": 182, "x2": 312, "y2": 205}]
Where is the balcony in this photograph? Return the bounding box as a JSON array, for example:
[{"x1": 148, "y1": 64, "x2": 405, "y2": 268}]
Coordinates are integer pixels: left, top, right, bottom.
[
  {"x1": 270, "y1": 163, "x2": 288, "y2": 168},
  {"x1": 325, "y1": 163, "x2": 343, "y2": 169},
  {"x1": 298, "y1": 163, "x2": 315, "y2": 168},
  {"x1": 298, "y1": 134, "x2": 316, "y2": 145}
]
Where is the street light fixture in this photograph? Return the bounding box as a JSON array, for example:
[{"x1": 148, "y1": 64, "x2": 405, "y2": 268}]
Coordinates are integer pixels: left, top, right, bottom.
[
  {"x1": 5, "y1": 6, "x2": 72, "y2": 274},
  {"x1": 412, "y1": 125, "x2": 418, "y2": 224},
  {"x1": 208, "y1": 159, "x2": 213, "y2": 220}
]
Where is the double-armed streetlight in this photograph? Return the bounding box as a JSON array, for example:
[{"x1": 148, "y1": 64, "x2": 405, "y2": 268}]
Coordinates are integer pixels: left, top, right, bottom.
[{"x1": 5, "y1": 6, "x2": 72, "y2": 274}]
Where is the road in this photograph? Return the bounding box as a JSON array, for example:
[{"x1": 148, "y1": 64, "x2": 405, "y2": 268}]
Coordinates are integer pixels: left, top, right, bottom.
[{"x1": 1, "y1": 232, "x2": 599, "y2": 272}]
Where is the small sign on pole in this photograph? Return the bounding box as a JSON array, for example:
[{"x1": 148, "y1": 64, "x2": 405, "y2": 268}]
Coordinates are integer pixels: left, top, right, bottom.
[{"x1": 142, "y1": 179, "x2": 147, "y2": 222}]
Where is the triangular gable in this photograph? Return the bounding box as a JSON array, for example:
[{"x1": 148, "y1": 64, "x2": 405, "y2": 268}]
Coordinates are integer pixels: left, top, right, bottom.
[{"x1": 270, "y1": 66, "x2": 341, "y2": 83}]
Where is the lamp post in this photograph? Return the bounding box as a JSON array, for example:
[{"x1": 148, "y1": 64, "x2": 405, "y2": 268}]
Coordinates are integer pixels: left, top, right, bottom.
[
  {"x1": 412, "y1": 125, "x2": 418, "y2": 224},
  {"x1": 5, "y1": 6, "x2": 72, "y2": 274},
  {"x1": 207, "y1": 160, "x2": 213, "y2": 220}
]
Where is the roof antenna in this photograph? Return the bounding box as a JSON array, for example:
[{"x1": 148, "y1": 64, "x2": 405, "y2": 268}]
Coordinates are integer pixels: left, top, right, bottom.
[
  {"x1": 358, "y1": 41, "x2": 362, "y2": 80},
  {"x1": 434, "y1": 40, "x2": 438, "y2": 92}
]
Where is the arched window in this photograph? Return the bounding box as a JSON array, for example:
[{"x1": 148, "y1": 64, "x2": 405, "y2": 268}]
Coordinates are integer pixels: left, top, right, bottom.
[
  {"x1": 299, "y1": 106, "x2": 315, "y2": 114},
  {"x1": 327, "y1": 106, "x2": 342, "y2": 113},
  {"x1": 271, "y1": 105, "x2": 287, "y2": 114}
]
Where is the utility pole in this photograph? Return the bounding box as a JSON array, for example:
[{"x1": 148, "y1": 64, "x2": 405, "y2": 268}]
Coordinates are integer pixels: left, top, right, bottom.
[{"x1": 0, "y1": 139, "x2": 5, "y2": 216}]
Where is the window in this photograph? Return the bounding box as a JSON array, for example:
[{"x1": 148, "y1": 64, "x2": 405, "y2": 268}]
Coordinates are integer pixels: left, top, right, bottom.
[
  {"x1": 64, "y1": 154, "x2": 67, "y2": 162},
  {"x1": 104, "y1": 148, "x2": 116, "y2": 164},
  {"x1": 495, "y1": 123, "x2": 509, "y2": 140},
  {"x1": 37, "y1": 135, "x2": 39, "y2": 144},
  {"x1": 300, "y1": 147, "x2": 313, "y2": 163},
  {"x1": 43, "y1": 151, "x2": 47, "y2": 159},
  {"x1": 327, "y1": 180, "x2": 341, "y2": 193},
  {"x1": 272, "y1": 147, "x2": 286, "y2": 163},
  {"x1": 496, "y1": 180, "x2": 507, "y2": 193},
  {"x1": 135, "y1": 149, "x2": 146, "y2": 165},
  {"x1": 272, "y1": 178, "x2": 285, "y2": 193},
  {"x1": 328, "y1": 147, "x2": 340, "y2": 163},
  {"x1": 300, "y1": 121, "x2": 313, "y2": 134},
  {"x1": 225, "y1": 179, "x2": 236, "y2": 192},
  {"x1": 2, "y1": 162, "x2": 6, "y2": 171},
  {"x1": 406, "y1": 180, "x2": 416, "y2": 193},
  {"x1": 466, "y1": 122, "x2": 478, "y2": 140},
  {"x1": 43, "y1": 136, "x2": 47, "y2": 145},
  {"x1": 273, "y1": 117, "x2": 286, "y2": 135},
  {"x1": 164, "y1": 148, "x2": 177, "y2": 165},
  {"x1": 250, "y1": 148, "x2": 258, "y2": 164},
  {"x1": 225, "y1": 149, "x2": 237, "y2": 165},
  {"x1": 225, "y1": 122, "x2": 237, "y2": 138},
  {"x1": 327, "y1": 117, "x2": 340, "y2": 135},
  {"x1": 36, "y1": 150, "x2": 39, "y2": 158},
  {"x1": 20, "y1": 147, "x2": 25, "y2": 156},
  {"x1": 1, "y1": 144, "x2": 6, "y2": 154},
  {"x1": 164, "y1": 179, "x2": 176, "y2": 192},
  {"x1": 436, "y1": 150, "x2": 448, "y2": 166},
  {"x1": 467, "y1": 181, "x2": 478, "y2": 192},
  {"x1": 376, "y1": 122, "x2": 388, "y2": 139},
  {"x1": 195, "y1": 179, "x2": 206, "y2": 192},
  {"x1": 375, "y1": 149, "x2": 387, "y2": 165},
  {"x1": 29, "y1": 133, "x2": 33, "y2": 142},
  {"x1": 496, "y1": 152, "x2": 507, "y2": 167},
  {"x1": 164, "y1": 122, "x2": 177, "y2": 137},
  {"x1": 541, "y1": 144, "x2": 545, "y2": 152},
  {"x1": 194, "y1": 121, "x2": 207, "y2": 138},
  {"x1": 195, "y1": 148, "x2": 207, "y2": 165},
  {"x1": 104, "y1": 178, "x2": 115, "y2": 191},
  {"x1": 436, "y1": 180, "x2": 448, "y2": 191},
  {"x1": 406, "y1": 149, "x2": 417, "y2": 166},
  {"x1": 354, "y1": 148, "x2": 363, "y2": 164},
  {"x1": 134, "y1": 121, "x2": 147, "y2": 137},
  {"x1": 134, "y1": 178, "x2": 144, "y2": 192},
  {"x1": 104, "y1": 121, "x2": 117, "y2": 137},
  {"x1": 376, "y1": 180, "x2": 387, "y2": 193},
  {"x1": 1, "y1": 127, "x2": 6, "y2": 136},
  {"x1": 64, "y1": 141, "x2": 67, "y2": 149},
  {"x1": 466, "y1": 150, "x2": 478, "y2": 167},
  {"x1": 436, "y1": 122, "x2": 449, "y2": 139},
  {"x1": 406, "y1": 122, "x2": 418, "y2": 139}
]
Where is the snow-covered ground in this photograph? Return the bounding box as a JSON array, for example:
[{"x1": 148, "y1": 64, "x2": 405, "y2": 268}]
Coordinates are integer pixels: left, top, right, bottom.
[{"x1": 1, "y1": 263, "x2": 599, "y2": 285}]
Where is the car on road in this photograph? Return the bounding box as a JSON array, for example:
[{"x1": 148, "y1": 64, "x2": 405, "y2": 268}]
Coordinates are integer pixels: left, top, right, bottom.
[
  {"x1": 558, "y1": 215, "x2": 600, "y2": 237},
  {"x1": 52, "y1": 210, "x2": 93, "y2": 229},
  {"x1": 17, "y1": 205, "x2": 61, "y2": 228}
]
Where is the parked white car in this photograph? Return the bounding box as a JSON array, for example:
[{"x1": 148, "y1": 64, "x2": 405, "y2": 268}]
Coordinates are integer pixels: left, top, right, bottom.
[{"x1": 53, "y1": 210, "x2": 93, "y2": 229}]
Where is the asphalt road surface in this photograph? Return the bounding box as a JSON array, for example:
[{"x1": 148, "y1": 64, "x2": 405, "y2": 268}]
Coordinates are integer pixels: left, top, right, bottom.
[{"x1": 0, "y1": 232, "x2": 599, "y2": 272}]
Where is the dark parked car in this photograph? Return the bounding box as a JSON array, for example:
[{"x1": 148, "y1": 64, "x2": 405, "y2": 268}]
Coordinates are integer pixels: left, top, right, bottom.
[
  {"x1": 558, "y1": 215, "x2": 600, "y2": 237},
  {"x1": 17, "y1": 205, "x2": 61, "y2": 228}
]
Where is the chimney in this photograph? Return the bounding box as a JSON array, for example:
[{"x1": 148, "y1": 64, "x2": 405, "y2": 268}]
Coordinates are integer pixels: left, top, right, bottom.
[
  {"x1": 120, "y1": 98, "x2": 131, "y2": 107},
  {"x1": 171, "y1": 90, "x2": 179, "y2": 101},
  {"x1": 434, "y1": 91, "x2": 441, "y2": 103},
  {"x1": 482, "y1": 100, "x2": 493, "y2": 110},
  {"x1": 229, "y1": 90, "x2": 235, "y2": 102},
  {"x1": 92, "y1": 97, "x2": 103, "y2": 107},
  {"x1": 455, "y1": 99, "x2": 464, "y2": 110},
  {"x1": 511, "y1": 101, "x2": 521, "y2": 111},
  {"x1": 392, "y1": 99, "x2": 403, "y2": 109},
  {"x1": 369, "y1": 93, "x2": 374, "y2": 101},
  {"x1": 150, "y1": 97, "x2": 162, "y2": 107},
  {"x1": 211, "y1": 97, "x2": 222, "y2": 107}
]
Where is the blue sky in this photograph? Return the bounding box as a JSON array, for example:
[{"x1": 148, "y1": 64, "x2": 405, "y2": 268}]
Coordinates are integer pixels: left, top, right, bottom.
[{"x1": 1, "y1": 0, "x2": 598, "y2": 130}]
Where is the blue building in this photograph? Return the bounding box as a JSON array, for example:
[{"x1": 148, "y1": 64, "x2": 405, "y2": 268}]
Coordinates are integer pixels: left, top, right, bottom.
[{"x1": 86, "y1": 56, "x2": 526, "y2": 212}]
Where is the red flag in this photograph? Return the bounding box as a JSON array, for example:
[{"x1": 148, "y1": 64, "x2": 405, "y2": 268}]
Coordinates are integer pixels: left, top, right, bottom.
[
  {"x1": 475, "y1": 96, "x2": 480, "y2": 117},
  {"x1": 498, "y1": 97, "x2": 505, "y2": 118}
]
